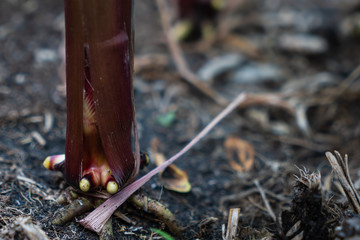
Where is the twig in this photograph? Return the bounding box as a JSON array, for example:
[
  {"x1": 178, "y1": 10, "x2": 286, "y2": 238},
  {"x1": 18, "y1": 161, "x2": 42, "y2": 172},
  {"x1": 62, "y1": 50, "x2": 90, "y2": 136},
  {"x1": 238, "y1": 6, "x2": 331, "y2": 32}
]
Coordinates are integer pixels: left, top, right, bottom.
[
  {"x1": 222, "y1": 208, "x2": 240, "y2": 240},
  {"x1": 113, "y1": 211, "x2": 136, "y2": 225},
  {"x1": 238, "y1": 93, "x2": 294, "y2": 113},
  {"x1": 134, "y1": 54, "x2": 169, "y2": 73},
  {"x1": 253, "y1": 179, "x2": 276, "y2": 223},
  {"x1": 304, "y1": 63, "x2": 360, "y2": 105},
  {"x1": 248, "y1": 196, "x2": 269, "y2": 213},
  {"x1": 326, "y1": 151, "x2": 360, "y2": 214},
  {"x1": 220, "y1": 188, "x2": 289, "y2": 209},
  {"x1": 220, "y1": 188, "x2": 258, "y2": 209},
  {"x1": 155, "y1": 0, "x2": 228, "y2": 106},
  {"x1": 16, "y1": 175, "x2": 43, "y2": 189},
  {"x1": 275, "y1": 136, "x2": 330, "y2": 152},
  {"x1": 337, "y1": 63, "x2": 360, "y2": 95}
]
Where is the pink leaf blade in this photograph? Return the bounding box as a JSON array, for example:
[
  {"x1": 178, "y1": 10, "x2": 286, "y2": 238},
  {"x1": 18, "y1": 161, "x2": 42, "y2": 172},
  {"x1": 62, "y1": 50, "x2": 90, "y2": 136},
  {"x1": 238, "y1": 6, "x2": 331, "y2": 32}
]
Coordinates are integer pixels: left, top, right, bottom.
[{"x1": 82, "y1": 0, "x2": 138, "y2": 186}]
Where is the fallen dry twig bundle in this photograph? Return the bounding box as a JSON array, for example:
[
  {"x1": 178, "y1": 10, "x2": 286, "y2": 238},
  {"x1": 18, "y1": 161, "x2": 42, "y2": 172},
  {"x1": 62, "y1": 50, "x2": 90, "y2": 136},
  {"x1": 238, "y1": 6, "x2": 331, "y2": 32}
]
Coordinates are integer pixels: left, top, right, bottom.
[{"x1": 326, "y1": 151, "x2": 360, "y2": 214}]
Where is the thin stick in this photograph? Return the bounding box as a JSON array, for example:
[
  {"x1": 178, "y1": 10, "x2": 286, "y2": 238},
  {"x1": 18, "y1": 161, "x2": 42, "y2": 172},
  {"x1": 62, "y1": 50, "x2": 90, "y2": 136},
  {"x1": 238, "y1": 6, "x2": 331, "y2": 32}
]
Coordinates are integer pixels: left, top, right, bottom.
[
  {"x1": 220, "y1": 188, "x2": 289, "y2": 209},
  {"x1": 326, "y1": 151, "x2": 360, "y2": 214},
  {"x1": 254, "y1": 179, "x2": 276, "y2": 222},
  {"x1": 225, "y1": 208, "x2": 241, "y2": 240},
  {"x1": 337, "y1": 64, "x2": 360, "y2": 95},
  {"x1": 79, "y1": 93, "x2": 247, "y2": 232},
  {"x1": 156, "y1": 0, "x2": 228, "y2": 106}
]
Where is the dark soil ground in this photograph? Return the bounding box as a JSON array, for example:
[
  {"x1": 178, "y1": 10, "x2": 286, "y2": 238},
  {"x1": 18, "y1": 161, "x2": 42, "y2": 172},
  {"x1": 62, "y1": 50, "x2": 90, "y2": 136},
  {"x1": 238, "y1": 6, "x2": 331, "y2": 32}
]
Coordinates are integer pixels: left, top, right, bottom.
[{"x1": 1, "y1": 0, "x2": 360, "y2": 239}]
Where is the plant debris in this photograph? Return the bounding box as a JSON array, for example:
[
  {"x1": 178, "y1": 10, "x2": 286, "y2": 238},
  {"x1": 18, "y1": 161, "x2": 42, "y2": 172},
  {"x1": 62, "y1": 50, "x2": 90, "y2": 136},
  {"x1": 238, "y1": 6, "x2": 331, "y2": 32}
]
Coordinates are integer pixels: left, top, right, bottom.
[
  {"x1": 0, "y1": 216, "x2": 50, "y2": 240},
  {"x1": 279, "y1": 168, "x2": 343, "y2": 240}
]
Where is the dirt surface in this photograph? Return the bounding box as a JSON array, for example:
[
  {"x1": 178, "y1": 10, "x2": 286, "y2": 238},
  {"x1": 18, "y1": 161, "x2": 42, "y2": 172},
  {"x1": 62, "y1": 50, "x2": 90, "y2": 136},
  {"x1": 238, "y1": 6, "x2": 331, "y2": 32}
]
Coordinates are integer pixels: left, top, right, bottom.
[{"x1": 1, "y1": 0, "x2": 360, "y2": 239}]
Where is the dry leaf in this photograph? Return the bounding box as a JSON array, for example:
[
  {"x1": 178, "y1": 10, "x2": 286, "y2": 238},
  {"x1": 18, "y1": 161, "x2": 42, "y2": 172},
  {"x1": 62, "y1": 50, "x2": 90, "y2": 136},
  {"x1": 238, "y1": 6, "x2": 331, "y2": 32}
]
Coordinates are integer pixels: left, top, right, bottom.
[
  {"x1": 224, "y1": 136, "x2": 254, "y2": 172},
  {"x1": 160, "y1": 161, "x2": 191, "y2": 193},
  {"x1": 151, "y1": 138, "x2": 191, "y2": 193}
]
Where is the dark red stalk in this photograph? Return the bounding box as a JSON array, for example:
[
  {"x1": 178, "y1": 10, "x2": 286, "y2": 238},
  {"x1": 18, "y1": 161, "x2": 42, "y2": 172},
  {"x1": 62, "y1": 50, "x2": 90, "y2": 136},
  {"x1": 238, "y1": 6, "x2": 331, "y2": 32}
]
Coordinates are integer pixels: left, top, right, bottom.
[
  {"x1": 62, "y1": 0, "x2": 139, "y2": 193},
  {"x1": 44, "y1": 0, "x2": 242, "y2": 234},
  {"x1": 64, "y1": 0, "x2": 84, "y2": 187},
  {"x1": 82, "y1": 1, "x2": 137, "y2": 186}
]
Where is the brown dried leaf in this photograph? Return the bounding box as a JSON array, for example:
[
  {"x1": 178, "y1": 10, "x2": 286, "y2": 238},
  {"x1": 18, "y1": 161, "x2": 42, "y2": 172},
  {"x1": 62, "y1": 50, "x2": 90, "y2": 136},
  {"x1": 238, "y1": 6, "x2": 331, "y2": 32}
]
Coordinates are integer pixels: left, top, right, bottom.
[
  {"x1": 152, "y1": 139, "x2": 191, "y2": 193},
  {"x1": 224, "y1": 136, "x2": 254, "y2": 172},
  {"x1": 160, "y1": 163, "x2": 191, "y2": 193}
]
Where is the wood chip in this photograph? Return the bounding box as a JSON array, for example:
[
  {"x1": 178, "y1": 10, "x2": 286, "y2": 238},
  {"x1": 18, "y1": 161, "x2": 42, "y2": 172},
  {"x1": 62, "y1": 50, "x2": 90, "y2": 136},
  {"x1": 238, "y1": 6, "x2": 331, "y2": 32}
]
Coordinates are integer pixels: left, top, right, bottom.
[{"x1": 223, "y1": 208, "x2": 241, "y2": 240}]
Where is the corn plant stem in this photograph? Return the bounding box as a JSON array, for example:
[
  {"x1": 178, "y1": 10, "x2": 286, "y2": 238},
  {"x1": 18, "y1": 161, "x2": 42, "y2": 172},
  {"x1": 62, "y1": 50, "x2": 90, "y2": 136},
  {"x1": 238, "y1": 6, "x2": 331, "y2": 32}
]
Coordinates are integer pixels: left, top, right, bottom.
[{"x1": 79, "y1": 93, "x2": 247, "y2": 232}]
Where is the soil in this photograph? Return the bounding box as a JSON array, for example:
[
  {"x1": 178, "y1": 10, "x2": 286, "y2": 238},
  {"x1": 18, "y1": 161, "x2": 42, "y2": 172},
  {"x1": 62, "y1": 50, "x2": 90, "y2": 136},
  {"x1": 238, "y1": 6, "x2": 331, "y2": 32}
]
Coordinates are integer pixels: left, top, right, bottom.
[{"x1": 1, "y1": 0, "x2": 360, "y2": 239}]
